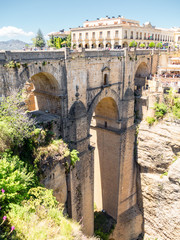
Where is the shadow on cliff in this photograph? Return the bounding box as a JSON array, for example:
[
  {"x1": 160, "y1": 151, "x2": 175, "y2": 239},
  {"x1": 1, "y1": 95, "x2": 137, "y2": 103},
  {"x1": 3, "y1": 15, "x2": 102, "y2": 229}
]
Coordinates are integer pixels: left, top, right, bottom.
[{"x1": 134, "y1": 94, "x2": 145, "y2": 240}]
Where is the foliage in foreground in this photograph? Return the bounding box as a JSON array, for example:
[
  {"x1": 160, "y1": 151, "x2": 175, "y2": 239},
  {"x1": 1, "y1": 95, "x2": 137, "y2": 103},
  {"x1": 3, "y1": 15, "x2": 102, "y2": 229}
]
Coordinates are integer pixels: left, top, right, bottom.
[
  {"x1": 1, "y1": 187, "x2": 96, "y2": 240},
  {"x1": 0, "y1": 91, "x2": 90, "y2": 240}
]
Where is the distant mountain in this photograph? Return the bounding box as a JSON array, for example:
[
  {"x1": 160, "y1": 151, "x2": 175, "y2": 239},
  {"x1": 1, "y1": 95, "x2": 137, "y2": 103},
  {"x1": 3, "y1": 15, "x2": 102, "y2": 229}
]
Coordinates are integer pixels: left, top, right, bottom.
[{"x1": 0, "y1": 39, "x2": 31, "y2": 50}]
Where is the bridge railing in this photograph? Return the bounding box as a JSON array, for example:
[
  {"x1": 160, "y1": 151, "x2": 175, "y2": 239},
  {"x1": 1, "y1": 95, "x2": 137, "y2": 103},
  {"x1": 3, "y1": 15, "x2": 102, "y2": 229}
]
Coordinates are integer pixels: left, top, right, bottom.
[
  {"x1": 0, "y1": 50, "x2": 66, "y2": 63},
  {"x1": 84, "y1": 49, "x2": 124, "y2": 58}
]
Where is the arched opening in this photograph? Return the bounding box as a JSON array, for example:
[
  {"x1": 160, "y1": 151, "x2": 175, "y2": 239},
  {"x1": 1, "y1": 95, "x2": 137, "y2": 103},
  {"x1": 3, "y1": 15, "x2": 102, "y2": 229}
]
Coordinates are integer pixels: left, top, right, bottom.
[
  {"x1": 98, "y1": 43, "x2": 104, "y2": 48},
  {"x1": 105, "y1": 42, "x2": 111, "y2": 48},
  {"x1": 92, "y1": 43, "x2": 96, "y2": 49},
  {"x1": 134, "y1": 62, "x2": 149, "y2": 120},
  {"x1": 114, "y1": 42, "x2": 120, "y2": 49},
  {"x1": 85, "y1": 43, "x2": 89, "y2": 49},
  {"x1": 122, "y1": 42, "x2": 128, "y2": 48},
  {"x1": 103, "y1": 74, "x2": 108, "y2": 85},
  {"x1": 79, "y1": 43, "x2": 83, "y2": 48},
  {"x1": 25, "y1": 72, "x2": 61, "y2": 114},
  {"x1": 90, "y1": 97, "x2": 119, "y2": 225}
]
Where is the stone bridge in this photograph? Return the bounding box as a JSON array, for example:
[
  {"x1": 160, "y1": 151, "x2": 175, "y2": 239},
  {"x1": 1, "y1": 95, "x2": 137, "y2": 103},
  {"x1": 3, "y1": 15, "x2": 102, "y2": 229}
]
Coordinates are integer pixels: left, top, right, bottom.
[{"x1": 0, "y1": 48, "x2": 165, "y2": 239}]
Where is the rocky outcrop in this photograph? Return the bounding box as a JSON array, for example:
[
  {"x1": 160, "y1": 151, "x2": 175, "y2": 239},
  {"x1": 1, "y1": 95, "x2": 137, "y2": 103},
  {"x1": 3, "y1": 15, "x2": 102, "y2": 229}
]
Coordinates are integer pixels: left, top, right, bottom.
[{"x1": 137, "y1": 120, "x2": 180, "y2": 240}]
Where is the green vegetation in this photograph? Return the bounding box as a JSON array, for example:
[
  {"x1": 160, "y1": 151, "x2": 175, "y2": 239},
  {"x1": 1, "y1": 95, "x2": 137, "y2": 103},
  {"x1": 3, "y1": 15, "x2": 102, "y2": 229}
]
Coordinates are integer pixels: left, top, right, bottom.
[
  {"x1": 94, "y1": 211, "x2": 116, "y2": 240},
  {"x1": 156, "y1": 42, "x2": 163, "y2": 49},
  {"x1": 154, "y1": 102, "x2": 168, "y2": 119},
  {"x1": 47, "y1": 34, "x2": 71, "y2": 49},
  {"x1": 0, "y1": 91, "x2": 86, "y2": 240},
  {"x1": 140, "y1": 43, "x2": 145, "y2": 48},
  {"x1": 146, "y1": 116, "x2": 156, "y2": 126},
  {"x1": 149, "y1": 42, "x2": 155, "y2": 48},
  {"x1": 32, "y1": 29, "x2": 45, "y2": 48},
  {"x1": 146, "y1": 88, "x2": 180, "y2": 126},
  {"x1": 129, "y1": 40, "x2": 137, "y2": 48},
  {"x1": 4, "y1": 61, "x2": 20, "y2": 68}
]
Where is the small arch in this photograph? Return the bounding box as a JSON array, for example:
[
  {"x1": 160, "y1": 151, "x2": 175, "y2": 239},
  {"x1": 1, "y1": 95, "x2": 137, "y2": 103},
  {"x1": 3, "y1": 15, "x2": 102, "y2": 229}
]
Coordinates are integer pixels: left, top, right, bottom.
[
  {"x1": 114, "y1": 42, "x2": 120, "y2": 49},
  {"x1": 98, "y1": 43, "x2": 104, "y2": 48},
  {"x1": 104, "y1": 74, "x2": 108, "y2": 85},
  {"x1": 78, "y1": 43, "x2": 83, "y2": 48},
  {"x1": 122, "y1": 42, "x2": 128, "y2": 48},
  {"x1": 105, "y1": 42, "x2": 111, "y2": 48},
  {"x1": 92, "y1": 43, "x2": 96, "y2": 49},
  {"x1": 85, "y1": 43, "x2": 89, "y2": 49}
]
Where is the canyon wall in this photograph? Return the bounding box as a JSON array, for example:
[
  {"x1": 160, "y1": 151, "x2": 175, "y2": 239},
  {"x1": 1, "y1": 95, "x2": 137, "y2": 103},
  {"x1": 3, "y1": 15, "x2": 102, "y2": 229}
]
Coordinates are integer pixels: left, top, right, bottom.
[{"x1": 137, "y1": 119, "x2": 180, "y2": 240}]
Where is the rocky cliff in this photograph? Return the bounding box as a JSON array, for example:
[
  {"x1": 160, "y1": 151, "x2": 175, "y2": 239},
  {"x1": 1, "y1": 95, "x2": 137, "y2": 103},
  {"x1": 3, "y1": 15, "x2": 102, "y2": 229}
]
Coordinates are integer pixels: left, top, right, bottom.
[{"x1": 137, "y1": 119, "x2": 180, "y2": 240}]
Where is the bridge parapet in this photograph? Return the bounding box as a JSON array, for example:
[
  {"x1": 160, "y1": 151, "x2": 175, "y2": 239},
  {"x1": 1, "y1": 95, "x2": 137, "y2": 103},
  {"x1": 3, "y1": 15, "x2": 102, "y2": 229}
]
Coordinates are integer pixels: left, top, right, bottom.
[{"x1": 0, "y1": 50, "x2": 65, "y2": 63}]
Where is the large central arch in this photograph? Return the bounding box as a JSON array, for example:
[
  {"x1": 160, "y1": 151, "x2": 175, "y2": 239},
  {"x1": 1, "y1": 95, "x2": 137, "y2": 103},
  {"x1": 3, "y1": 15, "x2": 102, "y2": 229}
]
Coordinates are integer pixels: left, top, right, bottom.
[{"x1": 90, "y1": 97, "x2": 120, "y2": 220}]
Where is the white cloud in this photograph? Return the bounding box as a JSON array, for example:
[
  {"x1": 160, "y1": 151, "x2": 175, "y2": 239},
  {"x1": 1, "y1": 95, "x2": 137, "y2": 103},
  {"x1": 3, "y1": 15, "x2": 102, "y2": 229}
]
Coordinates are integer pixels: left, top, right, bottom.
[{"x1": 0, "y1": 26, "x2": 34, "y2": 38}]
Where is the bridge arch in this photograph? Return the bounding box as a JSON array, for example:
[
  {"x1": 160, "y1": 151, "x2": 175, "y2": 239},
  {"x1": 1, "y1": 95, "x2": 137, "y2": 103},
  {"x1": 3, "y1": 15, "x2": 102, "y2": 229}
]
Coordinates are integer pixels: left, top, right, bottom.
[
  {"x1": 25, "y1": 72, "x2": 61, "y2": 114},
  {"x1": 90, "y1": 96, "x2": 120, "y2": 221},
  {"x1": 134, "y1": 60, "x2": 150, "y2": 91},
  {"x1": 87, "y1": 88, "x2": 121, "y2": 127},
  {"x1": 134, "y1": 60, "x2": 150, "y2": 120}
]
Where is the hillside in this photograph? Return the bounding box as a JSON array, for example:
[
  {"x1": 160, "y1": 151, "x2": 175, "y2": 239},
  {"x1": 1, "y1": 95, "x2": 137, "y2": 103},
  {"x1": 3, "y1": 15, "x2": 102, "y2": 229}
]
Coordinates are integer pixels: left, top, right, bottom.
[{"x1": 0, "y1": 39, "x2": 30, "y2": 50}]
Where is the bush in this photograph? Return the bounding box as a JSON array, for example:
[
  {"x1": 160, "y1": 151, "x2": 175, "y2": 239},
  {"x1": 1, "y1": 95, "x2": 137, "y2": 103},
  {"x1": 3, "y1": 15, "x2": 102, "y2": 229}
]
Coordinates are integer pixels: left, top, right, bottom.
[
  {"x1": 0, "y1": 91, "x2": 34, "y2": 151},
  {"x1": 146, "y1": 116, "x2": 156, "y2": 126},
  {"x1": 156, "y1": 42, "x2": 163, "y2": 49},
  {"x1": 140, "y1": 43, "x2": 145, "y2": 48},
  {"x1": 172, "y1": 97, "x2": 180, "y2": 118},
  {"x1": 149, "y1": 42, "x2": 155, "y2": 48},
  {"x1": 154, "y1": 103, "x2": 168, "y2": 119},
  {"x1": 129, "y1": 41, "x2": 137, "y2": 47},
  {"x1": 0, "y1": 152, "x2": 36, "y2": 210}
]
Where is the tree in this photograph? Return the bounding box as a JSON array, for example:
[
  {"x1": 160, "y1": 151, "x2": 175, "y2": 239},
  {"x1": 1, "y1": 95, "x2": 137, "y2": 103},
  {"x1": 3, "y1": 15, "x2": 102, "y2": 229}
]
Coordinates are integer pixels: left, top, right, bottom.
[
  {"x1": 140, "y1": 43, "x2": 145, "y2": 48},
  {"x1": 149, "y1": 42, "x2": 155, "y2": 48},
  {"x1": 47, "y1": 35, "x2": 55, "y2": 47},
  {"x1": 61, "y1": 34, "x2": 71, "y2": 48},
  {"x1": 129, "y1": 40, "x2": 137, "y2": 48},
  {"x1": 56, "y1": 37, "x2": 62, "y2": 49},
  {"x1": 35, "y1": 29, "x2": 45, "y2": 48},
  {"x1": 156, "y1": 42, "x2": 163, "y2": 49}
]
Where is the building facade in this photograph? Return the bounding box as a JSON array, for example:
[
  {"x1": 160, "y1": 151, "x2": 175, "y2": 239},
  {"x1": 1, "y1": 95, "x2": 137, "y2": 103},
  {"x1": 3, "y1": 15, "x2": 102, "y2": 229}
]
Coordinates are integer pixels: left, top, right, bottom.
[{"x1": 70, "y1": 16, "x2": 175, "y2": 49}]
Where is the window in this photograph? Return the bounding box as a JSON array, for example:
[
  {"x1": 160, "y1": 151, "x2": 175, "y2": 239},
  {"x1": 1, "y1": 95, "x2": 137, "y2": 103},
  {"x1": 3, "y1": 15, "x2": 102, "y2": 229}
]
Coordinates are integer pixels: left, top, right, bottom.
[
  {"x1": 140, "y1": 32, "x2": 142, "y2": 40},
  {"x1": 85, "y1": 32, "x2": 88, "y2": 39},
  {"x1": 73, "y1": 33, "x2": 76, "y2": 40},
  {"x1": 92, "y1": 32, "x2": 95, "y2": 39},
  {"x1": 115, "y1": 30, "x2": 119, "y2": 38},
  {"x1": 130, "y1": 31, "x2": 133, "y2": 39},
  {"x1": 104, "y1": 74, "x2": 108, "y2": 85},
  {"x1": 107, "y1": 31, "x2": 110, "y2": 38},
  {"x1": 99, "y1": 32, "x2": 103, "y2": 38},
  {"x1": 136, "y1": 32, "x2": 138, "y2": 39},
  {"x1": 79, "y1": 33, "x2": 82, "y2": 40},
  {"x1": 144, "y1": 33, "x2": 146, "y2": 40},
  {"x1": 124, "y1": 30, "x2": 127, "y2": 39}
]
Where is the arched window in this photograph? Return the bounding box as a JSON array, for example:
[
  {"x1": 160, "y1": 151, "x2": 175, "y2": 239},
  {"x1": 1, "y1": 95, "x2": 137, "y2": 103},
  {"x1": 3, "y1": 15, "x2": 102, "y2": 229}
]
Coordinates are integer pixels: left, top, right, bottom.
[{"x1": 104, "y1": 74, "x2": 108, "y2": 85}]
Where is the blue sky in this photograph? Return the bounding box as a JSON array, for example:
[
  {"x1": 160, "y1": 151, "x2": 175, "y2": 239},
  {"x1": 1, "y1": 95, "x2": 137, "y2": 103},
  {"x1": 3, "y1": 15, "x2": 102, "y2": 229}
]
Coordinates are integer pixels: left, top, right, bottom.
[{"x1": 0, "y1": 0, "x2": 179, "y2": 43}]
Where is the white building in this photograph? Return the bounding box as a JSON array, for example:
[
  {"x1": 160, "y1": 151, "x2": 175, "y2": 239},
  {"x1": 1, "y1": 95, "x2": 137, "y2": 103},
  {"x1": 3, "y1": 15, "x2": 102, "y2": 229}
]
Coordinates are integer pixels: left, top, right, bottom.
[{"x1": 70, "y1": 16, "x2": 175, "y2": 49}]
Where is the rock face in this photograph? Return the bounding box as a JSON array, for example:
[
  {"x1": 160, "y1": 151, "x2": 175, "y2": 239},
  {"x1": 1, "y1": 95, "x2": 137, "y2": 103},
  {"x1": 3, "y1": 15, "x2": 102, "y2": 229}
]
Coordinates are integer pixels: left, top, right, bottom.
[{"x1": 137, "y1": 120, "x2": 180, "y2": 240}]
